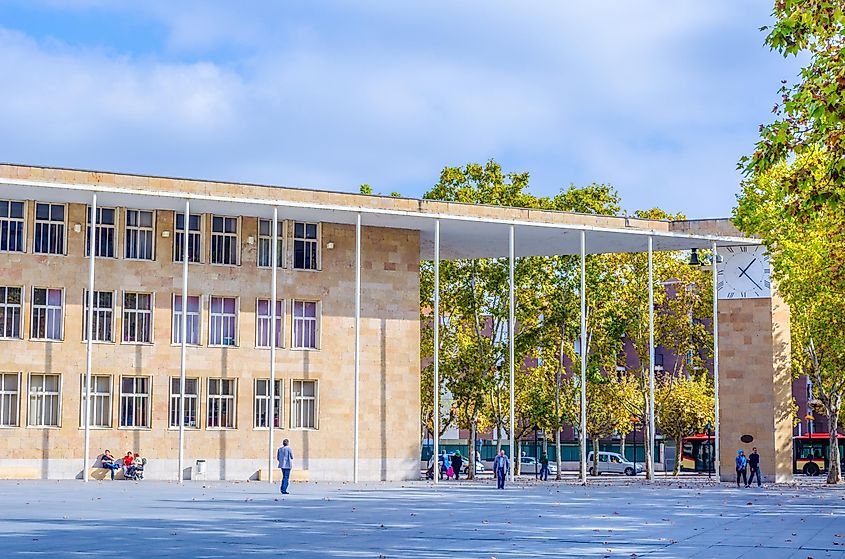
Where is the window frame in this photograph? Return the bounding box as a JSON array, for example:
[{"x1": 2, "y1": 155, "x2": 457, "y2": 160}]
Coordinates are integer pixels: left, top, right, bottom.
[
  {"x1": 255, "y1": 298, "x2": 285, "y2": 349},
  {"x1": 27, "y1": 372, "x2": 62, "y2": 428},
  {"x1": 79, "y1": 374, "x2": 112, "y2": 429},
  {"x1": 30, "y1": 287, "x2": 64, "y2": 342},
  {"x1": 173, "y1": 212, "x2": 203, "y2": 264},
  {"x1": 291, "y1": 221, "x2": 320, "y2": 271},
  {"x1": 121, "y1": 291, "x2": 154, "y2": 345},
  {"x1": 208, "y1": 295, "x2": 239, "y2": 347},
  {"x1": 0, "y1": 199, "x2": 26, "y2": 253},
  {"x1": 0, "y1": 372, "x2": 21, "y2": 428},
  {"x1": 210, "y1": 214, "x2": 240, "y2": 266},
  {"x1": 33, "y1": 202, "x2": 66, "y2": 256},
  {"x1": 168, "y1": 376, "x2": 200, "y2": 430},
  {"x1": 171, "y1": 294, "x2": 202, "y2": 346},
  {"x1": 257, "y1": 218, "x2": 285, "y2": 269},
  {"x1": 0, "y1": 286, "x2": 24, "y2": 340},
  {"x1": 118, "y1": 375, "x2": 151, "y2": 429},
  {"x1": 82, "y1": 289, "x2": 115, "y2": 343},
  {"x1": 291, "y1": 300, "x2": 320, "y2": 350},
  {"x1": 254, "y1": 378, "x2": 283, "y2": 430},
  {"x1": 290, "y1": 379, "x2": 318, "y2": 430},
  {"x1": 85, "y1": 206, "x2": 117, "y2": 259},
  {"x1": 124, "y1": 208, "x2": 156, "y2": 261},
  {"x1": 206, "y1": 378, "x2": 237, "y2": 429}
]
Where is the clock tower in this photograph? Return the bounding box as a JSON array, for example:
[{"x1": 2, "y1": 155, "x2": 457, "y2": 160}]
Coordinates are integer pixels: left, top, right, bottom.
[{"x1": 672, "y1": 220, "x2": 793, "y2": 483}]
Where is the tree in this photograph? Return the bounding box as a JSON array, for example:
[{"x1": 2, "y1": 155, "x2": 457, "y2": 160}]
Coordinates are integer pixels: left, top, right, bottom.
[
  {"x1": 735, "y1": 153, "x2": 845, "y2": 483},
  {"x1": 740, "y1": 1, "x2": 845, "y2": 221},
  {"x1": 656, "y1": 375, "x2": 715, "y2": 475}
]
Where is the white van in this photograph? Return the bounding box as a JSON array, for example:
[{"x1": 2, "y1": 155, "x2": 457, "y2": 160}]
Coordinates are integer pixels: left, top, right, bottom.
[{"x1": 587, "y1": 451, "x2": 644, "y2": 476}]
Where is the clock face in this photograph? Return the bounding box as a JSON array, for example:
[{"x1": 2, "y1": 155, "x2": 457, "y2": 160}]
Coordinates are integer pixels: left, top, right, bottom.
[{"x1": 717, "y1": 245, "x2": 771, "y2": 299}]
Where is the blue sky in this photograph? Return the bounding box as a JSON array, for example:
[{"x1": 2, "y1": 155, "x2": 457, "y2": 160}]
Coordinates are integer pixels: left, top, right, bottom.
[{"x1": 0, "y1": 1, "x2": 799, "y2": 218}]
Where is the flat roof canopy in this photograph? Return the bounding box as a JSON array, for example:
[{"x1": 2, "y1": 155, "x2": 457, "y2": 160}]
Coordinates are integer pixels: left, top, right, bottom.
[{"x1": 0, "y1": 165, "x2": 753, "y2": 260}]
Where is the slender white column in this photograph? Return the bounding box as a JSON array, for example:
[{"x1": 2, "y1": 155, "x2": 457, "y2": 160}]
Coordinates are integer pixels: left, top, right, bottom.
[
  {"x1": 712, "y1": 241, "x2": 720, "y2": 479},
  {"x1": 647, "y1": 236, "x2": 655, "y2": 481},
  {"x1": 178, "y1": 199, "x2": 189, "y2": 483},
  {"x1": 83, "y1": 193, "x2": 97, "y2": 482},
  {"x1": 353, "y1": 213, "x2": 361, "y2": 483},
  {"x1": 579, "y1": 230, "x2": 587, "y2": 484},
  {"x1": 508, "y1": 224, "x2": 515, "y2": 482},
  {"x1": 433, "y1": 219, "x2": 440, "y2": 484},
  {"x1": 268, "y1": 207, "x2": 278, "y2": 483}
]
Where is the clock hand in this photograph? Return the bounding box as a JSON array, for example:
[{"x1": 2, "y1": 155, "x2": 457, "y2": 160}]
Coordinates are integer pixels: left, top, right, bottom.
[
  {"x1": 737, "y1": 265, "x2": 763, "y2": 291},
  {"x1": 738, "y1": 258, "x2": 756, "y2": 277}
]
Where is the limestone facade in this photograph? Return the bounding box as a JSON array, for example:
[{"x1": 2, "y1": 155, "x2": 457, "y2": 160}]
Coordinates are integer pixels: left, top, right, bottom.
[{"x1": 0, "y1": 191, "x2": 421, "y2": 481}]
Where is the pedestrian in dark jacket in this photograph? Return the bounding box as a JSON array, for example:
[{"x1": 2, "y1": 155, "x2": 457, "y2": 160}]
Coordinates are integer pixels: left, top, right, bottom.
[
  {"x1": 493, "y1": 450, "x2": 510, "y2": 489},
  {"x1": 451, "y1": 451, "x2": 463, "y2": 480},
  {"x1": 747, "y1": 447, "x2": 762, "y2": 487},
  {"x1": 735, "y1": 449, "x2": 748, "y2": 488},
  {"x1": 539, "y1": 452, "x2": 550, "y2": 481}
]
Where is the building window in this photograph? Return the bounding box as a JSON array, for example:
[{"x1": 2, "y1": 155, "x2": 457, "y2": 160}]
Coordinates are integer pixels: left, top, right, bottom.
[
  {"x1": 0, "y1": 200, "x2": 25, "y2": 253},
  {"x1": 33, "y1": 203, "x2": 65, "y2": 255},
  {"x1": 209, "y1": 296, "x2": 237, "y2": 346},
  {"x1": 254, "y1": 379, "x2": 282, "y2": 429},
  {"x1": 85, "y1": 207, "x2": 116, "y2": 258},
  {"x1": 125, "y1": 209, "x2": 155, "y2": 260},
  {"x1": 119, "y1": 376, "x2": 150, "y2": 428},
  {"x1": 291, "y1": 379, "x2": 317, "y2": 429},
  {"x1": 0, "y1": 287, "x2": 23, "y2": 339},
  {"x1": 211, "y1": 215, "x2": 239, "y2": 265},
  {"x1": 83, "y1": 290, "x2": 114, "y2": 343},
  {"x1": 174, "y1": 212, "x2": 202, "y2": 263},
  {"x1": 31, "y1": 287, "x2": 63, "y2": 341},
  {"x1": 207, "y1": 378, "x2": 236, "y2": 428},
  {"x1": 122, "y1": 292, "x2": 153, "y2": 344},
  {"x1": 169, "y1": 377, "x2": 199, "y2": 429},
  {"x1": 293, "y1": 222, "x2": 319, "y2": 270},
  {"x1": 292, "y1": 300, "x2": 318, "y2": 349},
  {"x1": 256, "y1": 299, "x2": 284, "y2": 348},
  {"x1": 80, "y1": 375, "x2": 111, "y2": 428},
  {"x1": 172, "y1": 295, "x2": 201, "y2": 345},
  {"x1": 28, "y1": 373, "x2": 60, "y2": 427},
  {"x1": 258, "y1": 219, "x2": 284, "y2": 268},
  {"x1": 0, "y1": 373, "x2": 20, "y2": 427}
]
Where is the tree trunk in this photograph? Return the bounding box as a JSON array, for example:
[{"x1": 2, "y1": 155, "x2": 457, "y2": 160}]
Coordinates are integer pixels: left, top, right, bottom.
[
  {"x1": 644, "y1": 418, "x2": 654, "y2": 481},
  {"x1": 468, "y1": 418, "x2": 477, "y2": 480},
  {"x1": 672, "y1": 435, "x2": 682, "y2": 476},
  {"x1": 619, "y1": 434, "x2": 626, "y2": 460},
  {"x1": 554, "y1": 428, "x2": 562, "y2": 480},
  {"x1": 827, "y1": 401, "x2": 841, "y2": 484},
  {"x1": 592, "y1": 437, "x2": 600, "y2": 475},
  {"x1": 495, "y1": 423, "x2": 502, "y2": 455},
  {"x1": 515, "y1": 439, "x2": 522, "y2": 475}
]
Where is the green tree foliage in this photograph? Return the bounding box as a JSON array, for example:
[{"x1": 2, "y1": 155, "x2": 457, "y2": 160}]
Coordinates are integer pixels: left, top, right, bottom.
[
  {"x1": 741, "y1": 1, "x2": 845, "y2": 220},
  {"x1": 656, "y1": 375, "x2": 715, "y2": 475},
  {"x1": 736, "y1": 153, "x2": 845, "y2": 483}
]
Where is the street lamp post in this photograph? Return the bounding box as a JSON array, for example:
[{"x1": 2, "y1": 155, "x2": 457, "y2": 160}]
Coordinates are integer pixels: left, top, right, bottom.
[
  {"x1": 534, "y1": 425, "x2": 539, "y2": 479},
  {"x1": 705, "y1": 421, "x2": 713, "y2": 479}
]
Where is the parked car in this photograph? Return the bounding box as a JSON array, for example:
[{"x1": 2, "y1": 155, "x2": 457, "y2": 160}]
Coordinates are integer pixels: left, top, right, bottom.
[
  {"x1": 519, "y1": 456, "x2": 558, "y2": 475},
  {"x1": 460, "y1": 460, "x2": 486, "y2": 475},
  {"x1": 587, "y1": 451, "x2": 643, "y2": 476}
]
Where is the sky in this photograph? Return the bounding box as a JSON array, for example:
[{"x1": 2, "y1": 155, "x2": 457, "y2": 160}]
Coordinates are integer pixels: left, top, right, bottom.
[{"x1": 0, "y1": 1, "x2": 801, "y2": 218}]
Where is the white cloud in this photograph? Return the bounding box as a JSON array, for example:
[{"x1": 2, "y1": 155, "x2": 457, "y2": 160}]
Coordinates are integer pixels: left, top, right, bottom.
[{"x1": 0, "y1": 1, "x2": 800, "y2": 216}]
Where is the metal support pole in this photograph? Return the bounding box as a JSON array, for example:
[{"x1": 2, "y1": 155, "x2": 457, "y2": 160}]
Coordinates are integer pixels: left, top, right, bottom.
[
  {"x1": 648, "y1": 236, "x2": 655, "y2": 481},
  {"x1": 579, "y1": 230, "x2": 587, "y2": 484},
  {"x1": 268, "y1": 207, "x2": 278, "y2": 483},
  {"x1": 433, "y1": 219, "x2": 440, "y2": 484},
  {"x1": 712, "y1": 241, "x2": 720, "y2": 480},
  {"x1": 353, "y1": 213, "x2": 361, "y2": 483},
  {"x1": 83, "y1": 193, "x2": 97, "y2": 482},
  {"x1": 508, "y1": 224, "x2": 515, "y2": 482},
  {"x1": 178, "y1": 199, "x2": 189, "y2": 483}
]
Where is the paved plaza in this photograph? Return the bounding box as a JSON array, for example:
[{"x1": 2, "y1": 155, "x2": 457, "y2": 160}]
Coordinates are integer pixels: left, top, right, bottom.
[{"x1": 1, "y1": 478, "x2": 843, "y2": 558}]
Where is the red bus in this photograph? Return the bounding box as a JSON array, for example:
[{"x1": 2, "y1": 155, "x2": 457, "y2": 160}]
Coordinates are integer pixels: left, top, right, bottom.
[
  {"x1": 680, "y1": 434, "x2": 715, "y2": 473},
  {"x1": 794, "y1": 433, "x2": 845, "y2": 476}
]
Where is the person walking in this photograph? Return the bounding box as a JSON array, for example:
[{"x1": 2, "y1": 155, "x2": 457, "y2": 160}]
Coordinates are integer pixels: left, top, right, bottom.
[
  {"x1": 277, "y1": 439, "x2": 294, "y2": 494},
  {"x1": 735, "y1": 449, "x2": 748, "y2": 488},
  {"x1": 539, "y1": 452, "x2": 550, "y2": 481},
  {"x1": 439, "y1": 451, "x2": 449, "y2": 480},
  {"x1": 451, "y1": 450, "x2": 463, "y2": 480},
  {"x1": 493, "y1": 450, "x2": 510, "y2": 489},
  {"x1": 747, "y1": 447, "x2": 762, "y2": 487}
]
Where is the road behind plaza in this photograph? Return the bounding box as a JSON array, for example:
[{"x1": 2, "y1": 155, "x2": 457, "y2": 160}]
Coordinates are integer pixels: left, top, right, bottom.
[{"x1": 1, "y1": 477, "x2": 843, "y2": 558}]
